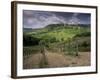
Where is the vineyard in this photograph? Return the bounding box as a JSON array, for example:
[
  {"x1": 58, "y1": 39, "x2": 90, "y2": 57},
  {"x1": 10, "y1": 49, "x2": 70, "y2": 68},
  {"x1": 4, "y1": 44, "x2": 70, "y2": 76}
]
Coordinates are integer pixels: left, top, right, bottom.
[{"x1": 23, "y1": 24, "x2": 91, "y2": 69}]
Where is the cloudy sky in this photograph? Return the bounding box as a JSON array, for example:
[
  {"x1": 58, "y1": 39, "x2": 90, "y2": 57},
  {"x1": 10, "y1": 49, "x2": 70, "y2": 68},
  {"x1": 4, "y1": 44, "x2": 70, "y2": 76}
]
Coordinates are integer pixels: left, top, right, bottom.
[{"x1": 23, "y1": 10, "x2": 91, "y2": 29}]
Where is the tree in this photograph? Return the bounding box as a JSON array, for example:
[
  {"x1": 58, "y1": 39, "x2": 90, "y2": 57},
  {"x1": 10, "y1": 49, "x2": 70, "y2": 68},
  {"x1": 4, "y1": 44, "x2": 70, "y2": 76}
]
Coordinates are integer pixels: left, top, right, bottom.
[
  {"x1": 67, "y1": 38, "x2": 74, "y2": 55},
  {"x1": 39, "y1": 40, "x2": 48, "y2": 67},
  {"x1": 23, "y1": 34, "x2": 40, "y2": 46},
  {"x1": 75, "y1": 39, "x2": 79, "y2": 56}
]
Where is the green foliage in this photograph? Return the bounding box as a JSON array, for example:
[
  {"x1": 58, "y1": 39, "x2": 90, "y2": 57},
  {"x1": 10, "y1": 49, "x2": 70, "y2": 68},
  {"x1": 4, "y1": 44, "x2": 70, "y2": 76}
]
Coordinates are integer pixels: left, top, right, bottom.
[
  {"x1": 74, "y1": 32, "x2": 90, "y2": 37},
  {"x1": 23, "y1": 25, "x2": 91, "y2": 57},
  {"x1": 23, "y1": 34, "x2": 40, "y2": 46}
]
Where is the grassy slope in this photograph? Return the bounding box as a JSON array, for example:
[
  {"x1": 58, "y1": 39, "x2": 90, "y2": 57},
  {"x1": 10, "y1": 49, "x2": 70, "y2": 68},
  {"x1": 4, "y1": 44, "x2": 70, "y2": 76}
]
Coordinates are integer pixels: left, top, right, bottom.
[
  {"x1": 23, "y1": 25, "x2": 91, "y2": 69},
  {"x1": 26, "y1": 25, "x2": 90, "y2": 42},
  {"x1": 23, "y1": 25, "x2": 90, "y2": 56}
]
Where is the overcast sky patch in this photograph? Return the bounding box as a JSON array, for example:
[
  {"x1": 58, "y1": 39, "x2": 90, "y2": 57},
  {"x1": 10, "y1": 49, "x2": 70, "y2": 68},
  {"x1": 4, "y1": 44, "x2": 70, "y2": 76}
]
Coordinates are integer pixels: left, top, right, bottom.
[{"x1": 23, "y1": 10, "x2": 91, "y2": 29}]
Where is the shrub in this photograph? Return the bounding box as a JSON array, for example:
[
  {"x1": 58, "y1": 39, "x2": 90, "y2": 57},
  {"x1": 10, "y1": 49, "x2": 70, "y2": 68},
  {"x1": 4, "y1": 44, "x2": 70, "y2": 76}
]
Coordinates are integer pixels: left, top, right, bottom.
[
  {"x1": 74, "y1": 32, "x2": 90, "y2": 37},
  {"x1": 23, "y1": 34, "x2": 40, "y2": 46}
]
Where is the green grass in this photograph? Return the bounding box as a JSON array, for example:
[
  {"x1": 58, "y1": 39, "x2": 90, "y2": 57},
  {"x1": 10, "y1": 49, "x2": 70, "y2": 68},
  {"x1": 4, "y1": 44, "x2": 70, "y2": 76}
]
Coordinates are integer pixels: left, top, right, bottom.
[{"x1": 27, "y1": 26, "x2": 89, "y2": 42}]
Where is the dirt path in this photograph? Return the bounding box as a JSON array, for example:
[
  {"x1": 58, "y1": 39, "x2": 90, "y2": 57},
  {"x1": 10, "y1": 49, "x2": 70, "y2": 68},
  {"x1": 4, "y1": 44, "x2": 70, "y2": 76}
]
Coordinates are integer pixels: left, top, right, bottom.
[{"x1": 23, "y1": 51, "x2": 90, "y2": 69}]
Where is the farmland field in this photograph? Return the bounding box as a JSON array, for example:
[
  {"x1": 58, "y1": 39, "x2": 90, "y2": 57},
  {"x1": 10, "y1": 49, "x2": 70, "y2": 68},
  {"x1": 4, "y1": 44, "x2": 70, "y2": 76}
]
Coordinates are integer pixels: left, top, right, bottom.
[{"x1": 23, "y1": 24, "x2": 91, "y2": 69}]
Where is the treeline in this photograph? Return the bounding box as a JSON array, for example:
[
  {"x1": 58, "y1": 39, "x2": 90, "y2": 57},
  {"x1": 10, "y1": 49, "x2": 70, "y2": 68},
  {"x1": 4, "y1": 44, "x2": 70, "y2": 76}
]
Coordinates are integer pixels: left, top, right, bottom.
[
  {"x1": 46, "y1": 24, "x2": 90, "y2": 29},
  {"x1": 23, "y1": 34, "x2": 40, "y2": 46},
  {"x1": 74, "y1": 32, "x2": 90, "y2": 37},
  {"x1": 23, "y1": 34, "x2": 57, "y2": 46}
]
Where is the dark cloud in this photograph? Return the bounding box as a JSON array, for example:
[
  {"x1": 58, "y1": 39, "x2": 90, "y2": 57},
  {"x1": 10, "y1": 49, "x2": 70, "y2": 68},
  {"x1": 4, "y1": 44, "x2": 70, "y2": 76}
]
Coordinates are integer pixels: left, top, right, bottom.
[{"x1": 23, "y1": 10, "x2": 91, "y2": 29}]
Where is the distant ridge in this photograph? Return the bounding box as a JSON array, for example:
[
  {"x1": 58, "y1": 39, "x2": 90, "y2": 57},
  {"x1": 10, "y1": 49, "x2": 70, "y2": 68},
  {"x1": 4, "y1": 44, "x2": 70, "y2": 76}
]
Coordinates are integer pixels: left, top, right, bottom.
[{"x1": 23, "y1": 23, "x2": 90, "y2": 32}]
